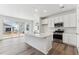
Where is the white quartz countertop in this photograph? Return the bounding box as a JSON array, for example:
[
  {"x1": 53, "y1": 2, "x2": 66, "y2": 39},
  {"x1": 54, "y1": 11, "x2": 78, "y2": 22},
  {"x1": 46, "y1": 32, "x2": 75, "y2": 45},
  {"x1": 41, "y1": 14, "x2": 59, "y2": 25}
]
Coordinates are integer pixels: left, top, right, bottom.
[{"x1": 26, "y1": 33, "x2": 53, "y2": 38}]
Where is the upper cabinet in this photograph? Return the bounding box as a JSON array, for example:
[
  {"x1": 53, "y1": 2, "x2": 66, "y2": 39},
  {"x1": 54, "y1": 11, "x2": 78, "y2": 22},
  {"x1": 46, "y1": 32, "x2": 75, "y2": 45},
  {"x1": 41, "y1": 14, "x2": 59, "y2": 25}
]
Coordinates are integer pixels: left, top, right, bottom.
[
  {"x1": 46, "y1": 12, "x2": 76, "y2": 29},
  {"x1": 63, "y1": 13, "x2": 76, "y2": 27},
  {"x1": 63, "y1": 14, "x2": 69, "y2": 27},
  {"x1": 48, "y1": 16, "x2": 63, "y2": 27},
  {"x1": 48, "y1": 12, "x2": 76, "y2": 28},
  {"x1": 59, "y1": 16, "x2": 63, "y2": 22},
  {"x1": 41, "y1": 19, "x2": 48, "y2": 25},
  {"x1": 48, "y1": 17, "x2": 54, "y2": 27},
  {"x1": 54, "y1": 17, "x2": 59, "y2": 23},
  {"x1": 54, "y1": 16, "x2": 63, "y2": 23}
]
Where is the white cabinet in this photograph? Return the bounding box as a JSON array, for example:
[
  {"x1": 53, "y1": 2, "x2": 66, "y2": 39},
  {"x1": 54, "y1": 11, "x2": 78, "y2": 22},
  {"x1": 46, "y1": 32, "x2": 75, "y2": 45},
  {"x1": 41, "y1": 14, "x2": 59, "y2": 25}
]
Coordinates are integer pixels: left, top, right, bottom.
[
  {"x1": 77, "y1": 6, "x2": 79, "y2": 28},
  {"x1": 77, "y1": 17, "x2": 79, "y2": 28},
  {"x1": 77, "y1": 28, "x2": 79, "y2": 34},
  {"x1": 63, "y1": 33, "x2": 77, "y2": 46},
  {"x1": 54, "y1": 17, "x2": 59, "y2": 23},
  {"x1": 41, "y1": 19, "x2": 49, "y2": 33},
  {"x1": 41, "y1": 19, "x2": 48, "y2": 24},
  {"x1": 54, "y1": 16, "x2": 63, "y2": 23},
  {"x1": 59, "y1": 16, "x2": 63, "y2": 22},
  {"x1": 69, "y1": 13, "x2": 76, "y2": 27},
  {"x1": 63, "y1": 13, "x2": 76, "y2": 27},
  {"x1": 51, "y1": 18, "x2": 54, "y2": 27},
  {"x1": 69, "y1": 34, "x2": 76, "y2": 46},
  {"x1": 48, "y1": 16, "x2": 63, "y2": 27},
  {"x1": 48, "y1": 12, "x2": 76, "y2": 27},
  {"x1": 63, "y1": 14, "x2": 70, "y2": 27},
  {"x1": 77, "y1": 35, "x2": 79, "y2": 53},
  {"x1": 77, "y1": 35, "x2": 79, "y2": 48},
  {"x1": 48, "y1": 18, "x2": 54, "y2": 27},
  {"x1": 63, "y1": 34, "x2": 69, "y2": 44}
]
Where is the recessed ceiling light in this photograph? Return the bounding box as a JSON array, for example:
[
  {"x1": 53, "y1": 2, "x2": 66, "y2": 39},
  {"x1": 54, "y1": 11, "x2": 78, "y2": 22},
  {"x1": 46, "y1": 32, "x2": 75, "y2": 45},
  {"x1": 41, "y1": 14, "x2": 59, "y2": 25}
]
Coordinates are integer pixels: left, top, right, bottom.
[
  {"x1": 43, "y1": 10, "x2": 47, "y2": 13},
  {"x1": 59, "y1": 4, "x2": 64, "y2": 8},
  {"x1": 35, "y1": 9, "x2": 38, "y2": 12}
]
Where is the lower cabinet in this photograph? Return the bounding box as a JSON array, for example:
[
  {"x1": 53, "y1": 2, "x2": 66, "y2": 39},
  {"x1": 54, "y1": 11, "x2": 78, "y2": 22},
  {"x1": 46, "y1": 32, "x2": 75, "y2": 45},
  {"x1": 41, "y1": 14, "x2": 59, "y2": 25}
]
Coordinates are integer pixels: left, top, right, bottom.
[
  {"x1": 63, "y1": 33, "x2": 77, "y2": 46},
  {"x1": 63, "y1": 34, "x2": 68, "y2": 44},
  {"x1": 77, "y1": 35, "x2": 79, "y2": 53},
  {"x1": 77, "y1": 35, "x2": 79, "y2": 47}
]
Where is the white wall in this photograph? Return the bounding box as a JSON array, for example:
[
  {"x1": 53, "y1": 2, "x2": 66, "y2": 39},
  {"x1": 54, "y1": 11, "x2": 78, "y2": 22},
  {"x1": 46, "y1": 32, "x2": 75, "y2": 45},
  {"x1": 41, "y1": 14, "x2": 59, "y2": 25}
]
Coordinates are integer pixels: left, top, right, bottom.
[{"x1": 0, "y1": 16, "x2": 3, "y2": 39}]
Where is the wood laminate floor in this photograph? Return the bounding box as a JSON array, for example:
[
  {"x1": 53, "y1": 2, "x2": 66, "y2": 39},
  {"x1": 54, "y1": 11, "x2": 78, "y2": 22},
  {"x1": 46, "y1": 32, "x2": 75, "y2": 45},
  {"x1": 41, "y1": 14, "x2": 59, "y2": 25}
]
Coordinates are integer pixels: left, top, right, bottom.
[
  {"x1": 0, "y1": 37, "x2": 78, "y2": 55},
  {"x1": 48, "y1": 42, "x2": 78, "y2": 55}
]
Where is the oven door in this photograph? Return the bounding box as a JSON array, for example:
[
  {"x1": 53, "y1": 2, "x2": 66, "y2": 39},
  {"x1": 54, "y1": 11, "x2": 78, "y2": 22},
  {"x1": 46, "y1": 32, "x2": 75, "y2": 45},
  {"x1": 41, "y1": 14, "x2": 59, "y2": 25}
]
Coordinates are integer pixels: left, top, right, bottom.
[{"x1": 53, "y1": 34, "x2": 62, "y2": 40}]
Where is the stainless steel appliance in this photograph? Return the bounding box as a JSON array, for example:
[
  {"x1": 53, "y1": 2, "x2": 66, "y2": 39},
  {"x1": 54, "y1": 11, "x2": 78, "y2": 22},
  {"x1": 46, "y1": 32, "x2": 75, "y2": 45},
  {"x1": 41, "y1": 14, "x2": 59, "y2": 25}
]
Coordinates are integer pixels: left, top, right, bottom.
[
  {"x1": 53, "y1": 22, "x2": 64, "y2": 42},
  {"x1": 53, "y1": 29, "x2": 64, "y2": 40},
  {"x1": 54, "y1": 22, "x2": 63, "y2": 27}
]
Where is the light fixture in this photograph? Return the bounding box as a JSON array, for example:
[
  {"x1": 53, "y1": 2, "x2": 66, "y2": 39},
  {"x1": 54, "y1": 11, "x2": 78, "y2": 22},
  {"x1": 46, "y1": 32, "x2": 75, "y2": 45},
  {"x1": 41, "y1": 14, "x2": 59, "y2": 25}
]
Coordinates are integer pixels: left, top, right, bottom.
[
  {"x1": 59, "y1": 4, "x2": 64, "y2": 8},
  {"x1": 34, "y1": 9, "x2": 38, "y2": 12},
  {"x1": 43, "y1": 10, "x2": 47, "y2": 13}
]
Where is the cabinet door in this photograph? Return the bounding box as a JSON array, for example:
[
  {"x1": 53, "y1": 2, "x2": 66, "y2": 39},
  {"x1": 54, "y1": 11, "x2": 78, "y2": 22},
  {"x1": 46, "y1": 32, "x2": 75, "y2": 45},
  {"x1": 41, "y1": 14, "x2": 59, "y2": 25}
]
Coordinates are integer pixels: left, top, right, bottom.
[
  {"x1": 68, "y1": 34, "x2": 77, "y2": 46},
  {"x1": 42, "y1": 19, "x2": 48, "y2": 24},
  {"x1": 68, "y1": 13, "x2": 76, "y2": 27},
  {"x1": 77, "y1": 35, "x2": 79, "y2": 53},
  {"x1": 63, "y1": 14, "x2": 70, "y2": 27},
  {"x1": 63, "y1": 34, "x2": 69, "y2": 44},
  {"x1": 59, "y1": 16, "x2": 63, "y2": 22},
  {"x1": 54, "y1": 17, "x2": 59, "y2": 23},
  {"x1": 54, "y1": 16, "x2": 63, "y2": 23},
  {"x1": 63, "y1": 33, "x2": 77, "y2": 46},
  {"x1": 77, "y1": 9, "x2": 79, "y2": 28},
  {"x1": 48, "y1": 18, "x2": 52, "y2": 27},
  {"x1": 77, "y1": 35, "x2": 79, "y2": 48},
  {"x1": 51, "y1": 18, "x2": 54, "y2": 27},
  {"x1": 63, "y1": 13, "x2": 76, "y2": 27},
  {"x1": 48, "y1": 18, "x2": 54, "y2": 27},
  {"x1": 77, "y1": 28, "x2": 79, "y2": 34}
]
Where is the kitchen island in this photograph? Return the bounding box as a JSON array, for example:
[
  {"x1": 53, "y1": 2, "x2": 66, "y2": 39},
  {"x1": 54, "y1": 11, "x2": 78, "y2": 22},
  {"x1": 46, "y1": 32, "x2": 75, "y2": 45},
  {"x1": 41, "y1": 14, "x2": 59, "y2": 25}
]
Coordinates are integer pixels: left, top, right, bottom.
[{"x1": 24, "y1": 33, "x2": 53, "y2": 54}]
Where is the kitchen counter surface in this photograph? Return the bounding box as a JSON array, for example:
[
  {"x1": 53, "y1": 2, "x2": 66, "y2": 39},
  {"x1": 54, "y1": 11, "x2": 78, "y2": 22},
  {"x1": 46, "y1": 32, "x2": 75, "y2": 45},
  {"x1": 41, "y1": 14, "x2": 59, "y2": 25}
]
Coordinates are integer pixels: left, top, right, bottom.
[{"x1": 26, "y1": 33, "x2": 53, "y2": 38}]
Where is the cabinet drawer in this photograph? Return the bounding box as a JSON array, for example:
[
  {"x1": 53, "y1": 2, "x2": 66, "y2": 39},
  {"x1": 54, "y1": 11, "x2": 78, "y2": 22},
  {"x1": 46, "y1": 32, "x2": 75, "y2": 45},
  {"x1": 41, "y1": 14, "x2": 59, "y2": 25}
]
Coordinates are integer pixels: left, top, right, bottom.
[
  {"x1": 77, "y1": 35, "x2": 79, "y2": 47},
  {"x1": 63, "y1": 34, "x2": 69, "y2": 44},
  {"x1": 63, "y1": 34, "x2": 77, "y2": 46},
  {"x1": 68, "y1": 34, "x2": 76, "y2": 46}
]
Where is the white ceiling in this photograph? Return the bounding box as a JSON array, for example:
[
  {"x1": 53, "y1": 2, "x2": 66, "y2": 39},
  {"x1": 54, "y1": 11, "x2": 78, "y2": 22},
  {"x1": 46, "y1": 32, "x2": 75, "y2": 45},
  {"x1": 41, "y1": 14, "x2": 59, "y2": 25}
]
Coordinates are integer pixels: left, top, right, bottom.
[{"x1": 0, "y1": 4, "x2": 77, "y2": 20}]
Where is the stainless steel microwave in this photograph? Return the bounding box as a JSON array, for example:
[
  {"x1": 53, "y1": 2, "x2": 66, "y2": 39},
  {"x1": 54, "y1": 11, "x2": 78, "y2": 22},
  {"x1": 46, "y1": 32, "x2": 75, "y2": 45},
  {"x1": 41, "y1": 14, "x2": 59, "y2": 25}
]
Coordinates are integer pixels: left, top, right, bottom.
[{"x1": 54, "y1": 22, "x2": 63, "y2": 27}]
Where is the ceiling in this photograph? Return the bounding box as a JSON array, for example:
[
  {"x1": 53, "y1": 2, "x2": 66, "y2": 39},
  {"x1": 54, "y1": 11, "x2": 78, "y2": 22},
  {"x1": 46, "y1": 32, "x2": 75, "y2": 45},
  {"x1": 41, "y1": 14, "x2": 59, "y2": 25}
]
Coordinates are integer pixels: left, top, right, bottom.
[{"x1": 0, "y1": 4, "x2": 77, "y2": 20}]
